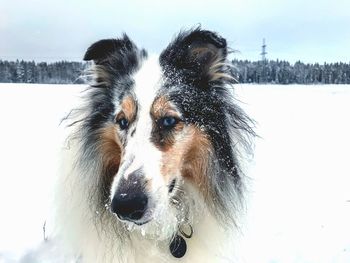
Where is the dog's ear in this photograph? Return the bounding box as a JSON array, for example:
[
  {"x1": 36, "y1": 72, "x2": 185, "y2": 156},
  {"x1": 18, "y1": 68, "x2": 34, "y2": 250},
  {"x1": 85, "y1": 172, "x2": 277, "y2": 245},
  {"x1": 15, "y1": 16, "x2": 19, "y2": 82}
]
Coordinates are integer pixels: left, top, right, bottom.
[
  {"x1": 83, "y1": 34, "x2": 147, "y2": 84},
  {"x1": 83, "y1": 34, "x2": 135, "y2": 64},
  {"x1": 160, "y1": 28, "x2": 231, "y2": 87},
  {"x1": 83, "y1": 39, "x2": 120, "y2": 62},
  {"x1": 185, "y1": 30, "x2": 227, "y2": 71}
]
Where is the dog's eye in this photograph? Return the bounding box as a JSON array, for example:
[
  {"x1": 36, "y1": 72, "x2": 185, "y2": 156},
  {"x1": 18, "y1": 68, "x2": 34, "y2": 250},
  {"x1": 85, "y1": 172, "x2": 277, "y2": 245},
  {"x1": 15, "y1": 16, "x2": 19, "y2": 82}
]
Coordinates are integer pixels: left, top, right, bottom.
[
  {"x1": 117, "y1": 118, "x2": 129, "y2": 130},
  {"x1": 159, "y1": 116, "x2": 178, "y2": 129}
]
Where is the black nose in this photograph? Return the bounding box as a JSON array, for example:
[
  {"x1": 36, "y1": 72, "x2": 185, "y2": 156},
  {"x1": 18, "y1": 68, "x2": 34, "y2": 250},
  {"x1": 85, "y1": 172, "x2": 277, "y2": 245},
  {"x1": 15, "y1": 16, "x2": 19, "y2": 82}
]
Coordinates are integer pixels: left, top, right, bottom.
[{"x1": 111, "y1": 192, "x2": 148, "y2": 221}]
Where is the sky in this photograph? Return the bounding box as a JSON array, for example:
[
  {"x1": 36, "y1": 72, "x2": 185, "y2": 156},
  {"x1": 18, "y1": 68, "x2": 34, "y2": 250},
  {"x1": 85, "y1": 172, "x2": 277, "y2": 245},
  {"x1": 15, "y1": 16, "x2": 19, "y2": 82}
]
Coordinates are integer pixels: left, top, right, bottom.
[{"x1": 0, "y1": 0, "x2": 349, "y2": 63}]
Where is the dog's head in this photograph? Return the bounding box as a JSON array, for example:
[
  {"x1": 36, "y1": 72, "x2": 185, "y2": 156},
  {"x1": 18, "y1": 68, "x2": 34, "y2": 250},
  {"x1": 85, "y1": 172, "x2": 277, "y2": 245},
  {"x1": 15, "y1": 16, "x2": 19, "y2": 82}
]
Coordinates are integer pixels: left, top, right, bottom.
[{"x1": 79, "y1": 28, "x2": 253, "y2": 237}]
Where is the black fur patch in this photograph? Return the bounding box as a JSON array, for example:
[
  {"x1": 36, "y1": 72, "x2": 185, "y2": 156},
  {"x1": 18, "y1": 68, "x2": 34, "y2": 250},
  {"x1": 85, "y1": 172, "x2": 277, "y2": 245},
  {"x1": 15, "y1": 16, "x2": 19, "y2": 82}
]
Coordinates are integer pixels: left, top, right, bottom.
[
  {"x1": 157, "y1": 29, "x2": 255, "y2": 224},
  {"x1": 159, "y1": 28, "x2": 254, "y2": 180},
  {"x1": 160, "y1": 28, "x2": 228, "y2": 88},
  {"x1": 84, "y1": 34, "x2": 147, "y2": 78}
]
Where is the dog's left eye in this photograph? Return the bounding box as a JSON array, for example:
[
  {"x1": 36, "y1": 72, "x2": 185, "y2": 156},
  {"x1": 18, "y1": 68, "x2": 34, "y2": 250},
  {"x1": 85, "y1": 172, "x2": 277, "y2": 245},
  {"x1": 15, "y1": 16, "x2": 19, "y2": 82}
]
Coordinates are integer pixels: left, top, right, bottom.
[
  {"x1": 159, "y1": 116, "x2": 178, "y2": 129},
  {"x1": 117, "y1": 118, "x2": 129, "y2": 130}
]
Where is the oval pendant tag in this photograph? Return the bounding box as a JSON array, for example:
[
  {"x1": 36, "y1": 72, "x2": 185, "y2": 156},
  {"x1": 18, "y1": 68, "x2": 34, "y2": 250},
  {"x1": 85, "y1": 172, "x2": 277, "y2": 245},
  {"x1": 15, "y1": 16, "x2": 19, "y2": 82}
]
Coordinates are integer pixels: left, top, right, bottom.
[{"x1": 169, "y1": 234, "x2": 187, "y2": 258}]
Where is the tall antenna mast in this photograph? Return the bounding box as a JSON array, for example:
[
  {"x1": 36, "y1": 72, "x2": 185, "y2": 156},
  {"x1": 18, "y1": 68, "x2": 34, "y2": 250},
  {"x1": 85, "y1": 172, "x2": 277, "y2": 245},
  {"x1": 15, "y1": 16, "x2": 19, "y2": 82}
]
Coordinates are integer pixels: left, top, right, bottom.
[
  {"x1": 261, "y1": 38, "x2": 267, "y2": 61},
  {"x1": 260, "y1": 38, "x2": 268, "y2": 83}
]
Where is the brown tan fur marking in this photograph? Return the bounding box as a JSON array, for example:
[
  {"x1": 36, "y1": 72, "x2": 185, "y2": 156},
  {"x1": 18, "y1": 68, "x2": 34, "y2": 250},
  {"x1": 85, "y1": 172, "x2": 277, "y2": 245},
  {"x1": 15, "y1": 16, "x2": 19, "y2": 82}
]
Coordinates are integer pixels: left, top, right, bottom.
[
  {"x1": 190, "y1": 44, "x2": 234, "y2": 83},
  {"x1": 150, "y1": 96, "x2": 183, "y2": 151},
  {"x1": 181, "y1": 126, "x2": 212, "y2": 197},
  {"x1": 151, "y1": 95, "x2": 180, "y2": 119},
  {"x1": 118, "y1": 96, "x2": 137, "y2": 122},
  {"x1": 160, "y1": 125, "x2": 212, "y2": 197},
  {"x1": 98, "y1": 125, "x2": 123, "y2": 190}
]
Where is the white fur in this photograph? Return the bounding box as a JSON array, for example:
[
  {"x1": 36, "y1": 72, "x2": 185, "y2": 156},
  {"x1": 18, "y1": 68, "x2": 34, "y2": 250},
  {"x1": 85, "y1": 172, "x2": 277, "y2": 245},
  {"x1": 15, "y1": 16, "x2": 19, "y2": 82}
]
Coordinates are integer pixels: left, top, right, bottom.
[
  {"x1": 53, "y1": 145, "x2": 239, "y2": 262},
  {"x1": 111, "y1": 56, "x2": 171, "y2": 230},
  {"x1": 118, "y1": 55, "x2": 163, "y2": 185}
]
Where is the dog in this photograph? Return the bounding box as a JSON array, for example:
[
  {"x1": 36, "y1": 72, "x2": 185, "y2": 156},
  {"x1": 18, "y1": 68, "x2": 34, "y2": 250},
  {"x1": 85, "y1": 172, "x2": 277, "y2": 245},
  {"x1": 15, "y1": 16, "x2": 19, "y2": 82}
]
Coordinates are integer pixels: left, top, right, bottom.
[{"x1": 54, "y1": 28, "x2": 255, "y2": 263}]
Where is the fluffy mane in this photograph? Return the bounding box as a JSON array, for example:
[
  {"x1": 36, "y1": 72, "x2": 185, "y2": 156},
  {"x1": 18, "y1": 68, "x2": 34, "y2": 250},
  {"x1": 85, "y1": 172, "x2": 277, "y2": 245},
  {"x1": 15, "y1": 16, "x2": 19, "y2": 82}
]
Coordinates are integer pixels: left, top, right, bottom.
[{"x1": 54, "y1": 28, "x2": 255, "y2": 263}]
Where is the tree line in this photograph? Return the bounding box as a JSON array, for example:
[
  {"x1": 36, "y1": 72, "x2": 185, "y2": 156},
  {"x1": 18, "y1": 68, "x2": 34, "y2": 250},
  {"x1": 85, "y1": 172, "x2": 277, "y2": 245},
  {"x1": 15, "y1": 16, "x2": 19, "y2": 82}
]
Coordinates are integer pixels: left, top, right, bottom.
[
  {"x1": 1, "y1": 59, "x2": 350, "y2": 84},
  {"x1": 232, "y1": 59, "x2": 350, "y2": 84},
  {"x1": 0, "y1": 60, "x2": 85, "y2": 84}
]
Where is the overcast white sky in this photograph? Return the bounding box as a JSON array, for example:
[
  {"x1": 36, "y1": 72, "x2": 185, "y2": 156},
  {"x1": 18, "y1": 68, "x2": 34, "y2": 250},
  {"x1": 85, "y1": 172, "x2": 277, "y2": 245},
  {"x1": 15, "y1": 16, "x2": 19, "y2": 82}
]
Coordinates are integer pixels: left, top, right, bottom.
[{"x1": 1, "y1": 0, "x2": 349, "y2": 63}]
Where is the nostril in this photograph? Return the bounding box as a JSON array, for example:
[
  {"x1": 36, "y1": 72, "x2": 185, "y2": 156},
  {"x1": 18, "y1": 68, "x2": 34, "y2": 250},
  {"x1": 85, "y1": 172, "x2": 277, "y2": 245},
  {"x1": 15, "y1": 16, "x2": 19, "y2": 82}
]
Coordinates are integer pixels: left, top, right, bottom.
[{"x1": 111, "y1": 192, "x2": 148, "y2": 221}]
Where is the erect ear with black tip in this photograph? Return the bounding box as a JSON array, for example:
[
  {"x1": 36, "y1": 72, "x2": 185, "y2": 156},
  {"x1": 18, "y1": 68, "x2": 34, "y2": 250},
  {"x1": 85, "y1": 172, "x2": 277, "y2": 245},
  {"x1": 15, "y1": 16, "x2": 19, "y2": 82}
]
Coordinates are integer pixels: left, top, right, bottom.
[
  {"x1": 83, "y1": 34, "x2": 135, "y2": 64},
  {"x1": 186, "y1": 30, "x2": 227, "y2": 69},
  {"x1": 83, "y1": 39, "x2": 120, "y2": 62},
  {"x1": 83, "y1": 34, "x2": 146, "y2": 84},
  {"x1": 160, "y1": 28, "x2": 231, "y2": 86}
]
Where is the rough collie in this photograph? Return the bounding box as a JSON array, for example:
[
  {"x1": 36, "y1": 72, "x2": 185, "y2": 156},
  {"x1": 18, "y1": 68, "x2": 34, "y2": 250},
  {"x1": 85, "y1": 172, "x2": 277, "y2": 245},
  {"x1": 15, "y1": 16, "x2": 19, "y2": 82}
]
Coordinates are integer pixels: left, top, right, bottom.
[{"x1": 54, "y1": 28, "x2": 254, "y2": 263}]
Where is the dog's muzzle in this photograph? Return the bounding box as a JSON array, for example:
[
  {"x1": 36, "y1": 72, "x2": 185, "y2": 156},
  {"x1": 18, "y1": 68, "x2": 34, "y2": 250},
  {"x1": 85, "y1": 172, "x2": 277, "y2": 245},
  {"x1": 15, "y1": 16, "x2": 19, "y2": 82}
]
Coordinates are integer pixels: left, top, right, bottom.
[{"x1": 111, "y1": 168, "x2": 149, "y2": 224}]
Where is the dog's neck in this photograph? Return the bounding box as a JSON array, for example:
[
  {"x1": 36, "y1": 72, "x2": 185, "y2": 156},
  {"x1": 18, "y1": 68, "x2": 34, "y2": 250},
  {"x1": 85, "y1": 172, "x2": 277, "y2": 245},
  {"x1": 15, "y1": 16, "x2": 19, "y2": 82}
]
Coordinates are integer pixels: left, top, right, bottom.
[{"x1": 126, "y1": 212, "x2": 236, "y2": 263}]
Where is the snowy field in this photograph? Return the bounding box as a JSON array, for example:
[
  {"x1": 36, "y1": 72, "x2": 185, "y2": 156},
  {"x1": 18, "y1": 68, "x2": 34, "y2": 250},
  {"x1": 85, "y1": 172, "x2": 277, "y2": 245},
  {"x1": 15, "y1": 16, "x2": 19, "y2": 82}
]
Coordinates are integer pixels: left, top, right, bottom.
[{"x1": 0, "y1": 83, "x2": 349, "y2": 263}]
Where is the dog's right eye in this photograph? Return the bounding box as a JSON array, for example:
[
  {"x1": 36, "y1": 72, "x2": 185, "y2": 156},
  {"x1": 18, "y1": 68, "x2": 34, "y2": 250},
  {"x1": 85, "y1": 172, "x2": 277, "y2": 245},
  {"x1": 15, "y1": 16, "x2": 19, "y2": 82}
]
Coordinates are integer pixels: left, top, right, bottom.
[
  {"x1": 117, "y1": 118, "x2": 129, "y2": 130},
  {"x1": 158, "y1": 116, "x2": 178, "y2": 130}
]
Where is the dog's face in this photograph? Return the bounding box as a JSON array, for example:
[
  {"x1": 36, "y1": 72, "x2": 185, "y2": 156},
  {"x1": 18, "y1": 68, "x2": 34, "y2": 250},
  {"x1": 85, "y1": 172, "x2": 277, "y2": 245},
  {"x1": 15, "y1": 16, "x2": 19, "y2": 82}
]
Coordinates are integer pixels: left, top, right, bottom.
[{"x1": 82, "y1": 29, "x2": 247, "y2": 234}]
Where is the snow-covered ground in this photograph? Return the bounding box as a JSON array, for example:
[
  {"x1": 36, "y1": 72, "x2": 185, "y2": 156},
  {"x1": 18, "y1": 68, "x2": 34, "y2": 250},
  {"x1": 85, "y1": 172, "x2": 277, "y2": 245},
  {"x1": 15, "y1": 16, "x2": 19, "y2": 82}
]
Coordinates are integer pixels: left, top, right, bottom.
[{"x1": 0, "y1": 83, "x2": 349, "y2": 262}]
